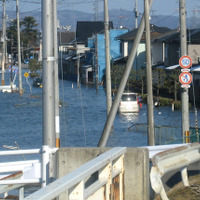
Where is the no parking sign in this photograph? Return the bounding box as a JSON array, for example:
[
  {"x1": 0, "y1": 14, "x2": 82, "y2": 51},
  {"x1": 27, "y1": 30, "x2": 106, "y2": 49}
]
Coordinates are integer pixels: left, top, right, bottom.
[{"x1": 179, "y1": 72, "x2": 192, "y2": 88}]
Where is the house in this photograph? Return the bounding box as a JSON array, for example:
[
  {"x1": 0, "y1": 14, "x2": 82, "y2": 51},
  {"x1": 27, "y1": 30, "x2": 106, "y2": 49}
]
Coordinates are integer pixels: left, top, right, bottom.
[
  {"x1": 60, "y1": 21, "x2": 128, "y2": 84},
  {"x1": 153, "y1": 29, "x2": 200, "y2": 106},
  {"x1": 115, "y1": 24, "x2": 172, "y2": 70},
  {"x1": 76, "y1": 21, "x2": 113, "y2": 45},
  {"x1": 60, "y1": 21, "x2": 113, "y2": 82},
  {"x1": 58, "y1": 31, "x2": 76, "y2": 80},
  {"x1": 85, "y1": 28, "x2": 129, "y2": 83},
  {"x1": 153, "y1": 29, "x2": 200, "y2": 66}
]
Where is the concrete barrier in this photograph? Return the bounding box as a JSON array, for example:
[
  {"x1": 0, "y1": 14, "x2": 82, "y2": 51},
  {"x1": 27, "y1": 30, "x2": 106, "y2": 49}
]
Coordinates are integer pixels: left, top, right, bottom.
[{"x1": 56, "y1": 147, "x2": 149, "y2": 200}]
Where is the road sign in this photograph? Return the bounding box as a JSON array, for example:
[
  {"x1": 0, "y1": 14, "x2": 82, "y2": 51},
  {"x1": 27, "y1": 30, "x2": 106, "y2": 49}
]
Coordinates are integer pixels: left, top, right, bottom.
[
  {"x1": 179, "y1": 56, "x2": 192, "y2": 69},
  {"x1": 179, "y1": 72, "x2": 192, "y2": 85},
  {"x1": 24, "y1": 72, "x2": 29, "y2": 78}
]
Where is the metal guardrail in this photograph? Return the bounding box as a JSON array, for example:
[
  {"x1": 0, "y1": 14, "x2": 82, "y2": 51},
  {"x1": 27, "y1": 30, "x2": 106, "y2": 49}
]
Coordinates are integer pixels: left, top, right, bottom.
[
  {"x1": 24, "y1": 147, "x2": 126, "y2": 200},
  {"x1": 144, "y1": 143, "x2": 188, "y2": 159},
  {"x1": 0, "y1": 146, "x2": 56, "y2": 199},
  {"x1": 150, "y1": 143, "x2": 200, "y2": 200}
]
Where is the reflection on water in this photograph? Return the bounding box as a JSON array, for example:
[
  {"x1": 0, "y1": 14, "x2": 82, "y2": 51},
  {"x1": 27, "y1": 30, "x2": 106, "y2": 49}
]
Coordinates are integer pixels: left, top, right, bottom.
[{"x1": 119, "y1": 112, "x2": 140, "y2": 123}]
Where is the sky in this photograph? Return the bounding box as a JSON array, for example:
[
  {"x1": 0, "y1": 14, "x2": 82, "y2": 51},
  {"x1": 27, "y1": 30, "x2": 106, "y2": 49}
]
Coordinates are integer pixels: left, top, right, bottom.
[{"x1": 1, "y1": 0, "x2": 200, "y2": 19}]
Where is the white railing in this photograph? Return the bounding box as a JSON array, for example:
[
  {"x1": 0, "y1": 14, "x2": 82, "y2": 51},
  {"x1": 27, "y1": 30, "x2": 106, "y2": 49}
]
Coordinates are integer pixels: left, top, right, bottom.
[
  {"x1": 144, "y1": 143, "x2": 188, "y2": 159},
  {"x1": 0, "y1": 146, "x2": 56, "y2": 199},
  {"x1": 24, "y1": 147, "x2": 126, "y2": 200},
  {"x1": 150, "y1": 143, "x2": 200, "y2": 200}
]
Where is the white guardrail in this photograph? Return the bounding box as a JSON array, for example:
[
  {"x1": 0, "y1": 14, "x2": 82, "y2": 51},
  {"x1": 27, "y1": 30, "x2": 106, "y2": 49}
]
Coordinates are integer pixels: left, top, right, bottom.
[
  {"x1": 150, "y1": 142, "x2": 200, "y2": 200},
  {"x1": 0, "y1": 144, "x2": 197, "y2": 199},
  {"x1": 0, "y1": 146, "x2": 56, "y2": 199},
  {"x1": 24, "y1": 147, "x2": 126, "y2": 200}
]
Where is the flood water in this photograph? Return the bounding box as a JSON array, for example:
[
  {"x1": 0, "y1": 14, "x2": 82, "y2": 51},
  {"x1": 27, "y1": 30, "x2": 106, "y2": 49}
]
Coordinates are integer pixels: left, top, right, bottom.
[{"x1": 0, "y1": 70, "x2": 200, "y2": 151}]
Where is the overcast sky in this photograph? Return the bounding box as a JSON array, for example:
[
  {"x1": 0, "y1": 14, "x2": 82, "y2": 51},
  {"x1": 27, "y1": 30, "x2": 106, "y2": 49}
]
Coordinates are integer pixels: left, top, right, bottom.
[{"x1": 2, "y1": 0, "x2": 200, "y2": 18}]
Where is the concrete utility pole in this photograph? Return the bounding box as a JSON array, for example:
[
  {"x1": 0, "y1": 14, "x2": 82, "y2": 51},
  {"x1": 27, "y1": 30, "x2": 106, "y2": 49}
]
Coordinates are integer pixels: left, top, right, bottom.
[
  {"x1": 42, "y1": 0, "x2": 56, "y2": 148},
  {"x1": 98, "y1": 0, "x2": 153, "y2": 147},
  {"x1": 145, "y1": 0, "x2": 155, "y2": 146},
  {"x1": 1, "y1": 0, "x2": 6, "y2": 85},
  {"x1": 53, "y1": 0, "x2": 60, "y2": 148},
  {"x1": 95, "y1": 33, "x2": 99, "y2": 92},
  {"x1": 42, "y1": 0, "x2": 57, "y2": 182},
  {"x1": 16, "y1": 0, "x2": 23, "y2": 94},
  {"x1": 77, "y1": 52, "x2": 80, "y2": 88},
  {"x1": 104, "y1": 0, "x2": 112, "y2": 115},
  {"x1": 94, "y1": 0, "x2": 99, "y2": 21},
  {"x1": 134, "y1": 0, "x2": 139, "y2": 29},
  {"x1": 179, "y1": 0, "x2": 190, "y2": 137}
]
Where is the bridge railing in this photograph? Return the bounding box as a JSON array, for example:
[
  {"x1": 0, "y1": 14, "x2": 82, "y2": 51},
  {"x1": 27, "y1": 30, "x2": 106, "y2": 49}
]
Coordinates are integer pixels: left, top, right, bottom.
[
  {"x1": 0, "y1": 146, "x2": 56, "y2": 198},
  {"x1": 150, "y1": 143, "x2": 200, "y2": 200},
  {"x1": 24, "y1": 147, "x2": 126, "y2": 200}
]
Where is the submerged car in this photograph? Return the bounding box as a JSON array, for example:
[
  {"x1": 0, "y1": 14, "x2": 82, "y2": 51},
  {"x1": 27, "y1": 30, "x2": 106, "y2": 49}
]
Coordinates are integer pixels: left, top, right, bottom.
[
  {"x1": 119, "y1": 92, "x2": 139, "y2": 113},
  {"x1": 33, "y1": 77, "x2": 42, "y2": 87}
]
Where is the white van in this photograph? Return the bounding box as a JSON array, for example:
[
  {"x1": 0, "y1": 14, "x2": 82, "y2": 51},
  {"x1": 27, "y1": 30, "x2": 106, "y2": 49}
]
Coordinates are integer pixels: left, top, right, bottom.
[{"x1": 119, "y1": 92, "x2": 139, "y2": 113}]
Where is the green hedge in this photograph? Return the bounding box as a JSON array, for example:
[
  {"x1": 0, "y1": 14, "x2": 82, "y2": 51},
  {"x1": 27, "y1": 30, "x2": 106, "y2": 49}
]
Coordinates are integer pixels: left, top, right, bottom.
[{"x1": 140, "y1": 94, "x2": 191, "y2": 110}]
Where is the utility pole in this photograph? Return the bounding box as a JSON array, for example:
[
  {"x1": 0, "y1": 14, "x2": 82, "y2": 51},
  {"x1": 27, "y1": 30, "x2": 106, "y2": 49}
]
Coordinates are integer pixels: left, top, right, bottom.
[
  {"x1": 53, "y1": 0, "x2": 60, "y2": 149},
  {"x1": 1, "y1": 0, "x2": 6, "y2": 86},
  {"x1": 42, "y1": 0, "x2": 56, "y2": 150},
  {"x1": 95, "y1": 33, "x2": 99, "y2": 92},
  {"x1": 98, "y1": 0, "x2": 153, "y2": 147},
  {"x1": 16, "y1": 0, "x2": 23, "y2": 94},
  {"x1": 104, "y1": 0, "x2": 112, "y2": 115},
  {"x1": 42, "y1": 0, "x2": 56, "y2": 183},
  {"x1": 11, "y1": 36, "x2": 14, "y2": 91},
  {"x1": 77, "y1": 51, "x2": 80, "y2": 88},
  {"x1": 134, "y1": 0, "x2": 139, "y2": 28},
  {"x1": 94, "y1": 0, "x2": 99, "y2": 21},
  {"x1": 145, "y1": 0, "x2": 155, "y2": 146},
  {"x1": 179, "y1": 0, "x2": 190, "y2": 138}
]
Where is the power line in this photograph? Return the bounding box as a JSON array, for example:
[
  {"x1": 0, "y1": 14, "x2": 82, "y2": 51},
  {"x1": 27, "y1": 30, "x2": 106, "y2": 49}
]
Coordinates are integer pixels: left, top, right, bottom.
[{"x1": 153, "y1": 10, "x2": 179, "y2": 25}]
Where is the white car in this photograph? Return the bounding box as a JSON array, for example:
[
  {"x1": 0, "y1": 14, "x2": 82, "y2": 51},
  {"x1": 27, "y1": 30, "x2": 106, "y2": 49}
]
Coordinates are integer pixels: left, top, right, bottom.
[{"x1": 119, "y1": 92, "x2": 139, "y2": 113}]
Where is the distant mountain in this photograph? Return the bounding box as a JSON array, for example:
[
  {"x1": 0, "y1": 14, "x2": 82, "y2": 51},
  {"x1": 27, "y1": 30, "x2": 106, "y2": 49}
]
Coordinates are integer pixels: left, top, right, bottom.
[
  {"x1": 56, "y1": 9, "x2": 180, "y2": 31},
  {"x1": 4, "y1": 8, "x2": 196, "y2": 31}
]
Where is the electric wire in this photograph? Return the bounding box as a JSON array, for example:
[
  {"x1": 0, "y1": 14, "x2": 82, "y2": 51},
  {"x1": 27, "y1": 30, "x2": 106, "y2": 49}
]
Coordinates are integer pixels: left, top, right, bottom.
[{"x1": 152, "y1": 10, "x2": 179, "y2": 26}]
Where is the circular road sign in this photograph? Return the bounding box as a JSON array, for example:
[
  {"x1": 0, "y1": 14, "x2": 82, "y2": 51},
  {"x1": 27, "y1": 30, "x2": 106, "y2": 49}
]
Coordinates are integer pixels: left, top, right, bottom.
[
  {"x1": 24, "y1": 72, "x2": 29, "y2": 78},
  {"x1": 179, "y1": 56, "x2": 192, "y2": 69},
  {"x1": 179, "y1": 72, "x2": 192, "y2": 85}
]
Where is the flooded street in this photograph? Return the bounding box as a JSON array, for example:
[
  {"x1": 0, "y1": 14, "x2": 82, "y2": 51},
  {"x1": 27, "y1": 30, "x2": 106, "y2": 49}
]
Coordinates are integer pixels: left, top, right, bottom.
[{"x1": 0, "y1": 70, "x2": 200, "y2": 151}]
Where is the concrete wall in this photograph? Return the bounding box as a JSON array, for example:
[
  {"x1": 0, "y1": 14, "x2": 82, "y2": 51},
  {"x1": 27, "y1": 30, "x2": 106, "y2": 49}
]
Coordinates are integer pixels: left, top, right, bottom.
[
  {"x1": 188, "y1": 44, "x2": 200, "y2": 64},
  {"x1": 57, "y1": 147, "x2": 149, "y2": 200}
]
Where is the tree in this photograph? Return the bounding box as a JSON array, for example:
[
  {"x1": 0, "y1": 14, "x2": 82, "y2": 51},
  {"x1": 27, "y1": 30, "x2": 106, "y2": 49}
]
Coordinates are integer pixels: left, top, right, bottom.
[
  {"x1": 7, "y1": 19, "x2": 18, "y2": 54},
  {"x1": 21, "y1": 16, "x2": 39, "y2": 48},
  {"x1": 7, "y1": 16, "x2": 39, "y2": 56},
  {"x1": 28, "y1": 59, "x2": 42, "y2": 77},
  {"x1": 126, "y1": 68, "x2": 136, "y2": 92},
  {"x1": 165, "y1": 69, "x2": 181, "y2": 101},
  {"x1": 135, "y1": 68, "x2": 146, "y2": 95},
  {"x1": 152, "y1": 68, "x2": 167, "y2": 97},
  {"x1": 111, "y1": 64, "x2": 124, "y2": 91}
]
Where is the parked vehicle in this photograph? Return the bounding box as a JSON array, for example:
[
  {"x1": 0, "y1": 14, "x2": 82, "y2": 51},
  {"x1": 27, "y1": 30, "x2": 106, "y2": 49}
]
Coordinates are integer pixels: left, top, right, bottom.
[
  {"x1": 33, "y1": 77, "x2": 42, "y2": 87},
  {"x1": 119, "y1": 92, "x2": 139, "y2": 113},
  {"x1": 24, "y1": 59, "x2": 29, "y2": 64}
]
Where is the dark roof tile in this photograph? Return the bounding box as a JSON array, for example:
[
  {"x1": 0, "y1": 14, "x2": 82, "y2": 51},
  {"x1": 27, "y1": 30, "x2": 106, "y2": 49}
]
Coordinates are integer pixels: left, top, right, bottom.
[{"x1": 76, "y1": 21, "x2": 113, "y2": 43}]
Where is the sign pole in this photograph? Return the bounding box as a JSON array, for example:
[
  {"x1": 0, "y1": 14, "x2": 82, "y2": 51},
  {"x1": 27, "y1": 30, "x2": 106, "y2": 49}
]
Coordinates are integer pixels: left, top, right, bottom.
[{"x1": 179, "y1": 0, "x2": 190, "y2": 140}]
